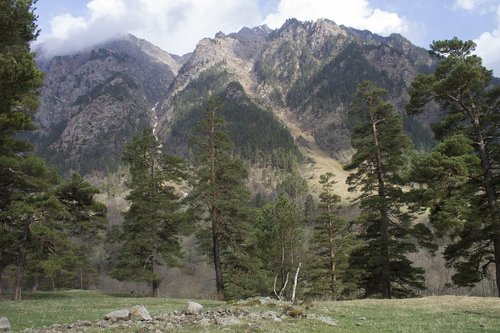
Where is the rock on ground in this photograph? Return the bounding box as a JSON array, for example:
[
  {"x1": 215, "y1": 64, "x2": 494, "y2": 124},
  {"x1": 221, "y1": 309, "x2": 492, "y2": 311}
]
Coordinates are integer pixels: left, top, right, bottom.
[
  {"x1": 0, "y1": 317, "x2": 11, "y2": 332},
  {"x1": 104, "y1": 309, "x2": 129, "y2": 323},
  {"x1": 129, "y1": 305, "x2": 152, "y2": 321},
  {"x1": 184, "y1": 301, "x2": 203, "y2": 315}
]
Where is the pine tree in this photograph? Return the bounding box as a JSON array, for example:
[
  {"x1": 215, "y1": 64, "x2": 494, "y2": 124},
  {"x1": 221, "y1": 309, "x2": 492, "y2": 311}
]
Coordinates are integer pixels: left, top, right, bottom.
[
  {"x1": 305, "y1": 172, "x2": 353, "y2": 299},
  {"x1": 55, "y1": 173, "x2": 107, "y2": 289},
  {"x1": 0, "y1": 1, "x2": 107, "y2": 299},
  {"x1": 407, "y1": 38, "x2": 500, "y2": 295},
  {"x1": 111, "y1": 129, "x2": 185, "y2": 297},
  {"x1": 345, "y1": 80, "x2": 429, "y2": 298},
  {"x1": 190, "y1": 97, "x2": 259, "y2": 300},
  {"x1": 0, "y1": 1, "x2": 53, "y2": 300}
]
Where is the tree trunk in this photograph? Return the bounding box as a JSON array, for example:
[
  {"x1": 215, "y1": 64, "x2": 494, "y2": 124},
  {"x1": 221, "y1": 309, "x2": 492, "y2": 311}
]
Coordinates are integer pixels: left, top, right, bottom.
[
  {"x1": 14, "y1": 252, "x2": 25, "y2": 301},
  {"x1": 209, "y1": 109, "x2": 224, "y2": 300},
  {"x1": 80, "y1": 268, "x2": 84, "y2": 290},
  {"x1": 152, "y1": 280, "x2": 160, "y2": 298},
  {"x1": 329, "y1": 217, "x2": 337, "y2": 294},
  {"x1": 291, "y1": 263, "x2": 301, "y2": 303},
  {"x1": 212, "y1": 216, "x2": 224, "y2": 300},
  {"x1": 372, "y1": 120, "x2": 392, "y2": 299},
  {"x1": 0, "y1": 269, "x2": 3, "y2": 295},
  {"x1": 474, "y1": 122, "x2": 498, "y2": 296},
  {"x1": 494, "y1": 235, "x2": 500, "y2": 298},
  {"x1": 32, "y1": 278, "x2": 38, "y2": 293}
]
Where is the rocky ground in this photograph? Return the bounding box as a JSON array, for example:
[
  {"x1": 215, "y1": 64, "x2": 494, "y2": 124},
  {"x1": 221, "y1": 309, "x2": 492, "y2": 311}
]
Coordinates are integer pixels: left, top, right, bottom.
[{"x1": 15, "y1": 297, "x2": 337, "y2": 332}]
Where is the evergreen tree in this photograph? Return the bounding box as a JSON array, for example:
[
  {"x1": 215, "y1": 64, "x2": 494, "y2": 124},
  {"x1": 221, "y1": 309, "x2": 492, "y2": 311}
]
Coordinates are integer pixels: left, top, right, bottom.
[
  {"x1": 55, "y1": 173, "x2": 107, "y2": 288},
  {"x1": 345, "y1": 80, "x2": 429, "y2": 298},
  {"x1": 190, "y1": 97, "x2": 260, "y2": 300},
  {"x1": 407, "y1": 38, "x2": 500, "y2": 295},
  {"x1": 305, "y1": 172, "x2": 353, "y2": 299},
  {"x1": 111, "y1": 129, "x2": 185, "y2": 297},
  {"x1": 0, "y1": 1, "x2": 107, "y2": 299}
]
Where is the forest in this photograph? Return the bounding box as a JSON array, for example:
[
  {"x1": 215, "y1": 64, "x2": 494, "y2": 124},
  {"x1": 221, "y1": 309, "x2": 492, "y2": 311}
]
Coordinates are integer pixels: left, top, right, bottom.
[{"x1": 1, "y1": 0, "x2": 499, "y2": 306}]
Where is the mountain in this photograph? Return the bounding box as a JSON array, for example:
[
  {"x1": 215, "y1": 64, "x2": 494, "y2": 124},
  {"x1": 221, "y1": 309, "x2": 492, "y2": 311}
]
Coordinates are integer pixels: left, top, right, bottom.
[
  {"x1": 33, "y1": 34, "x2": 186, "y2": 174},
  {"x1": 158, "y1": 19, "x2": 436, "y2": 165},
  {"x1": 33, "y1": 19, "x2": 437, "y2": 177}
]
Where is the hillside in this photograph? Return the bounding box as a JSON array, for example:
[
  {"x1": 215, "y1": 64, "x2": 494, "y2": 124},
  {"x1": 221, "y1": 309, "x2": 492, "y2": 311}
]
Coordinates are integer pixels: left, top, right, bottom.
[
  {"x1": 32, "y1": 34, "x2": 185, "y2": 174},
  {"x1": 33, "y1": 19, "x2": 437, "y2": 183}
]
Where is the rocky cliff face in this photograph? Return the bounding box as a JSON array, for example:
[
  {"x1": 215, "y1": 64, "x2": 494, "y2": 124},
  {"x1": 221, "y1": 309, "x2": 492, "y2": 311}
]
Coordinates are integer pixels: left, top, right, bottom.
[
  {"x1": 34, "y1": 19, "x2": 436, "y2": 174},
  {"x1": 34, "y1": 34, "x2": 184, "y2": 174},
  {"x1": 157, "y1": 19, "x2": 435, "y2": 164}
]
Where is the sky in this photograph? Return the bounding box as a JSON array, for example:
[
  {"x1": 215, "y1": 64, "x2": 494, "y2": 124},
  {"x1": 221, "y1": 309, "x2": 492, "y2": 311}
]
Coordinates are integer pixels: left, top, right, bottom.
[{"x1": 34, "y1": 0, "x2": 500, "y2": 75}]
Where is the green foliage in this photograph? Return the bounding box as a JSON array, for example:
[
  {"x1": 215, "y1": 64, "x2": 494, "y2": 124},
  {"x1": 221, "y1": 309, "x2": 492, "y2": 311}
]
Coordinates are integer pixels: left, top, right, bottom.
[
  {"x1": 287, "y1": 43, "x2": 393, "y2": 112},
  {"x1": 190, "y1": 97, "x2": 265, "y2": 299},
  {"x1": 0, "y1": 0, "x2": 42, "y2": 157},
  {"x1": 304, "y1": 173, "x2": 355, "y2": 299},
  {"x1": 111, "y1": 129, "x2": 185, "y2": 297},
  {"x1": 171, "y1": 81, "x2": 301, "y2": 169},
  {"x1": 255, "y1": 194, "x2": 305, "y2": 299},
  {"x1": 345, "y1": 80, "x2": 428, "y2": 298},
  {"x1": 172, "y1": 65, "x2": 231, "y2": 119},
  {"x1": 0, "y1": 1, "x2": 106, "y2": 299},
  {"x1": 407, "y1": 38, "x2": 500, "y2": 294},
  {"x1": 276, "y1": 172, "x2": 309, "y2": 202}
]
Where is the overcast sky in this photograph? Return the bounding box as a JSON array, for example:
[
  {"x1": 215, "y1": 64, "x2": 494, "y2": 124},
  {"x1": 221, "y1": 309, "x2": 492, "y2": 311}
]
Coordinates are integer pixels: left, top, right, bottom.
[{"x1": 35, "y1": 0, "x2": 500, "y2": 75}]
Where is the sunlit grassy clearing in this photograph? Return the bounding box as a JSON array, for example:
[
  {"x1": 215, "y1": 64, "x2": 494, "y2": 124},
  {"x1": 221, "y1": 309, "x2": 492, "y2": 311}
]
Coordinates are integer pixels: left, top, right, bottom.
[{"x1": 1, "y1": 291, "x2": 499, "y2": 332}]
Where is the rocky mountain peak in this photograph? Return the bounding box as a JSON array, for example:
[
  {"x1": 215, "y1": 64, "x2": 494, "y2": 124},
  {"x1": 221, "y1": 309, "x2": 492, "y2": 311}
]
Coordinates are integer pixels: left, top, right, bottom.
[{"x1": 33, "y1": 18, "x2": 437, "y2": 175}]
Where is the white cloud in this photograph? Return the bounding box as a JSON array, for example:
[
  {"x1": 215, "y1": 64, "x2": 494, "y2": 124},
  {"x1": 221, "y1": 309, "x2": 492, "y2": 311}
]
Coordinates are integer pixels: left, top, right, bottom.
[
  {"x1": 454, "y1": 0, "x2": 483, "y2": 10},
  {"x1": 263, "y1": 0, "x2": 408, "y2": 35},
  {"x1": 475, "y1": 4, "x2": 500, "y2": 75},
  {"x1": 87, "y1": 0, "x2": 126, "y2": 19},
  {"x1": 50, "y1": 14, "x2": 88, "y2": 40},
  {"x1": 38, "y1": 0, "x2": 263, "y2": 57},
  {"x1": 37, "y1": 0, "x2": 410, "y2": 58}
]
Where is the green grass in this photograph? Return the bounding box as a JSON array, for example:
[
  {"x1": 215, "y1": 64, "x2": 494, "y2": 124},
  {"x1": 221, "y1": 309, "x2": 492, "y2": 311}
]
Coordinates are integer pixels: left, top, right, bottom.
[
  {"x1": 1, "y1": 291, "x2": 500, "y2": 332},
  {"x1": 0, "y1": 290, "x2": 221, "y2": 331}
]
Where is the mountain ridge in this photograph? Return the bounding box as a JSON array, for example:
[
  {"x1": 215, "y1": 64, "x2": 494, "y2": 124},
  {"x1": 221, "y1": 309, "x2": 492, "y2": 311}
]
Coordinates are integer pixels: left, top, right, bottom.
[{"x1": 32, "y1": 18, "x2": 437, "y2": 179}]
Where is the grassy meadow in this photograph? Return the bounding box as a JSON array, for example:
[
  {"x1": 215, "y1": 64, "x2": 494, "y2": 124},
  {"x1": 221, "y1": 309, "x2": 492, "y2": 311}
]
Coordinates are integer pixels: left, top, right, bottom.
[{"x1": 1, "y1": 290, "x2": 500, "y2": 332}]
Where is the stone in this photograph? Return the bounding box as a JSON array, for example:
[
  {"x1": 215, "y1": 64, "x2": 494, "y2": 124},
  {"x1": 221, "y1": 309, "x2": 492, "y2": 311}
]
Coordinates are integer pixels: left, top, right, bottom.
[
  {"x1": 261, "y1": 311, "x2": 280, "y2": 320},
  {"x1": 129, "y1": 305, "x2": 152, "y2": 321},
  {"x1": 197, "y1": 318, "x2": 211, "y2": 327},
  {"x1": 219, "y1": 317, "x2": 241, "y2": 326},
  {"x1": 0, "y1": 318, "x2": 10, "y2": 332},
  {"x1": 184, "y1": 301, "x2": 203, "y2": 315},
  {"x1": 105, "y1": 309, "x2": 130, "y2": 323}
]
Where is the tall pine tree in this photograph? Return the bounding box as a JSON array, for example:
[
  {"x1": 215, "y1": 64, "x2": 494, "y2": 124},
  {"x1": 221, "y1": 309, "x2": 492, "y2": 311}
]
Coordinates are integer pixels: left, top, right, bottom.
[
  {"x1": 190, "y1": 97, "x2": 260, "y2": 300},
  {"x1": 407, "y1": 38, "x2": 500, "y2": 296},
  {"x1": 111, "y1": 129, "x2": 185, "y2": 297},
  {"x1": 305, "y1": 172, "x2": 353, "y2": 299},
  {"x1": 345, "y1": 80, "x2": 428, "y2": 298}
]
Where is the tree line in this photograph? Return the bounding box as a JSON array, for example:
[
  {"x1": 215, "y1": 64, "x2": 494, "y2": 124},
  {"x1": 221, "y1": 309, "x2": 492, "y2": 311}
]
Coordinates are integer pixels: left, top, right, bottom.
[{"x1": 1, "y1": 1, "x2": 499, "y2": 301}]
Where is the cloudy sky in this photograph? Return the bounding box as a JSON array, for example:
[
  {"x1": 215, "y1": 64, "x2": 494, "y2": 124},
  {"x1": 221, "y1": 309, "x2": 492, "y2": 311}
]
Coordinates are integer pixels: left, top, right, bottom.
[{"x1": 35, "y1": 0, "x2": 500, "y2": 74}]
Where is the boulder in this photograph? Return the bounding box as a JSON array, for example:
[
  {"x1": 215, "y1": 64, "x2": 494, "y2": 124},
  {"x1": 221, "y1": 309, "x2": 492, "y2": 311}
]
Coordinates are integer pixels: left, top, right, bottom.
[
  {"x1": 129, "y1": 305, "x2": 152, "y2": 321},
  {"x1": 105, "y1": 309, "x2": 130, "y2": 323},
  {"x1": 184, "y1": 301, "x2": 203, "y2": 315},
  {"x1": 0, "y1": 317, "x2": 10, "y2": 332}
]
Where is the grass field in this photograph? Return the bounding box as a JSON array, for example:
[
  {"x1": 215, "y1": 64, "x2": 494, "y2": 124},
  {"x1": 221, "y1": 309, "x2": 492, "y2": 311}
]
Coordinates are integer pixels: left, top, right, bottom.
[
  {"x1": 1, "y1": 291, "x2": 500, "y2": 332},
  {"x1": 0, "y1": 290, "x2": 220, "y2": 331}
]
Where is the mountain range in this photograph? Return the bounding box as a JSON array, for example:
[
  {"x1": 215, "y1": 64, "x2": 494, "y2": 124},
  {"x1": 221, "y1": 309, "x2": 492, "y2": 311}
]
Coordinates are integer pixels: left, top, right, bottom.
[{"x1": 32, "y1": 18, "x2": 437, "y2": 184}]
